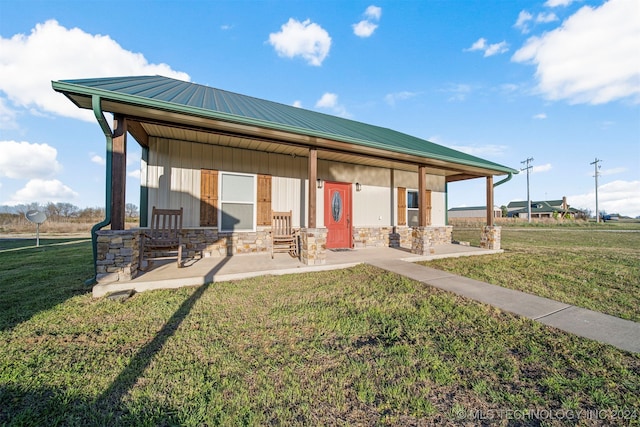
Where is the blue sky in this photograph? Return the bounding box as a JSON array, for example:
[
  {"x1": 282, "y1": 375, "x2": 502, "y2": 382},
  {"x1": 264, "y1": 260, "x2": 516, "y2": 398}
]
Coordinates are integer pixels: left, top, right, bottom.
[{"x1": 1, "y1": 0, "x2": 639, "y2": 217}]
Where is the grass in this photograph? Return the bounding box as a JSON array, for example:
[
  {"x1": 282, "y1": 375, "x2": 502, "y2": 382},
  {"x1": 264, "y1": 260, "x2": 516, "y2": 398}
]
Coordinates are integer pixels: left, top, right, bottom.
[
  {"x1": 426, "y1": 227, "x2": 640, "y2": 322},
  {"x1": 1, "y1": 235, "x2": 639, "y2": 425}
]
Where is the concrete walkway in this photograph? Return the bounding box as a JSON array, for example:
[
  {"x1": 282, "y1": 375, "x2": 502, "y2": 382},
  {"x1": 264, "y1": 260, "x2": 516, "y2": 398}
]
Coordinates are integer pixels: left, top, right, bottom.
[
  {"x1": 98, "y1": 246, "x2": 639, "y2": 354},
  {"x1": 368, "y1": 259, "x2": 640, "y2": 354}
]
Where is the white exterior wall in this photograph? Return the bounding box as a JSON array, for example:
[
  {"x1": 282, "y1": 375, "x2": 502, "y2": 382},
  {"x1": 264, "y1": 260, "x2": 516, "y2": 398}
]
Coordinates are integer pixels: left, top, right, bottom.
[{"x1": 145, "y1": 137, "x2": 447, "y2": 228}]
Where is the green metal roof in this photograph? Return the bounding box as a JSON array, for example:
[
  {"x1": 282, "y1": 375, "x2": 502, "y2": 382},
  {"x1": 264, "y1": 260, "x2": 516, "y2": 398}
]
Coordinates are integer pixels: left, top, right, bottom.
[{"x1": 52, "y1": 75, "x2": 518, "y2": 174}]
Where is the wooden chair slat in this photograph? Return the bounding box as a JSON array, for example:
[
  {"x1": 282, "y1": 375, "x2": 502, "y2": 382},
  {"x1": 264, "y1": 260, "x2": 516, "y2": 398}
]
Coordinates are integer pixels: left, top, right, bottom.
[
  {"x1": 139, "y1": 206, "x2": 184, "y2": 270},
  {"x1": 270, "y1": 210, "x2": 298, "y2": 259}
]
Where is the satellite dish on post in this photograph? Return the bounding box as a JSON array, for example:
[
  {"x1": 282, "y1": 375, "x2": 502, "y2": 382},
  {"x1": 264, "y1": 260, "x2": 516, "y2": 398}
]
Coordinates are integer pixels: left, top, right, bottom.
[{"x1": 26, "y1": 210, "x2": 47, "y2": 247}]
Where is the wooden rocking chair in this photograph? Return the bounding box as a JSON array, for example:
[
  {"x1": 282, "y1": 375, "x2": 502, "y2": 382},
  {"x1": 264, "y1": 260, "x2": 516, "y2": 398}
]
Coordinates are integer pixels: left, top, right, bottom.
[
  {"x1": 271, "y1": 210, "x2": 299, "y2": 259},
  {"x1": 139, "y1": 206, "x2": 184, "y2": 270}
]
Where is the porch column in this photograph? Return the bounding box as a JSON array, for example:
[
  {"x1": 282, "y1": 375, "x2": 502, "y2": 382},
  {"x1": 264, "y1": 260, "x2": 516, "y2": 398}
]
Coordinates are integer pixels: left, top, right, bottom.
[
  {"x1": 486, "y1": 175, "x2": 494, "y2": 226},
  {"x1": 481, "y1": 175, "x2": 501, "y2": 250},
  {"x1": 111, "y1": 114, "x2": 127, "y2": 230},
  {"x1": 299, "y1": 148, "x2": 326, "y2": 265},
  {"x1": 308, "y1": 148, "x2": 317, "y2": 228},
  {"x1": 418, "y1": 165, "x2": 427, "y2": 226}
]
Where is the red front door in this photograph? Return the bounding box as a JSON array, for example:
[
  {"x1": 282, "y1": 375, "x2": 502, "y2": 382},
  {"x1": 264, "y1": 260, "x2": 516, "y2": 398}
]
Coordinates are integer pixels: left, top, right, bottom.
[{"x1": 324, "y1": 182, "x2": 352, "y2": 249}]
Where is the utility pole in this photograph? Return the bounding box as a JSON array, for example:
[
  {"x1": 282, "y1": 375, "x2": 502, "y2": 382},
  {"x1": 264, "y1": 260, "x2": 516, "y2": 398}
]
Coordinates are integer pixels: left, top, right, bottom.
[
  {"x1": 590, "y1": 158, "x2": 602, "y2": 222},
  {"x1": 521, "y1": 157, "x2": 534, "y2": 223}
]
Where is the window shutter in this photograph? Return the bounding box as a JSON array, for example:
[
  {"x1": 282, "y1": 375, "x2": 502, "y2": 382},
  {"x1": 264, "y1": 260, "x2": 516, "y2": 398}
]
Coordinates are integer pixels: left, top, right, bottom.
[
  {"x1": 257, "y1": 174, "x2": 272, "y2": 226},
  {"x1": 397, "y1": 187, "x2": 406, "y2": 226},
  {"x1": 425, "y1": 189, "x2": 432, "y2": 226},
  {"x1": 200, "y1": 169, "x2": 218, "y2": 226}
]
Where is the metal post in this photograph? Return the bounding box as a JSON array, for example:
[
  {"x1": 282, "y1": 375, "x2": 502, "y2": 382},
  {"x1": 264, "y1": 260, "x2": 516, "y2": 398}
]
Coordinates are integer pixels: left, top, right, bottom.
[
  {"x1": 590, "y1": 158, "x2": 602, "y2": 222},
  {"x1": 521, "y1": 157, "x2": 534, "y2": 223}
]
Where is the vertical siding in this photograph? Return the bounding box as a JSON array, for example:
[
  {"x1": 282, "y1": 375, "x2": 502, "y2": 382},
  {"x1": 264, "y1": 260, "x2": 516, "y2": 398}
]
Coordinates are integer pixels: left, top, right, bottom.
[
  {"x1": 353, "y1": 185, "x2": 392, "y2": 226},
  {"x1": 146, "y1": 137, "x2": 448, "y2": 228},
  {"x1": 431, "y1": 192, "x2": 446, "y2": 226}
]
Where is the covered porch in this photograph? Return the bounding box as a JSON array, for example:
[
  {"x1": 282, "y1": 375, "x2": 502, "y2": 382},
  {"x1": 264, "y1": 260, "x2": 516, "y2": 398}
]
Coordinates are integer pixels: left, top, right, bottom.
[
  {"x1": 52, "y1": 76, "x2": 517, "y2": 294},
  {"x1": 93, "y1": 244, "x2": 502, "y2": 298}
]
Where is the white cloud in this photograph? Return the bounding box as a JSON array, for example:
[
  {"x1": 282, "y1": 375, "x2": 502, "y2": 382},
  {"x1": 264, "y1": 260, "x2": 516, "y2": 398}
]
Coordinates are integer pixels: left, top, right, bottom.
[
  {"x1": 353, "y1": 5, "x2": 382, "y2": 37},
  {"x1": 384, "y1": 91, "x2": 418, "y2": 106},
  {"x1": 569, "y1": 180, "x2": 640, "y2": 217},
  {"x1": 512, "y1": 0, "x2": 640, "y2": 105},
  {"x1": 268, "y1": 18, "x2": 331, "y2": 66},
  {"x1": 443, "y1": 83, "x2": 472, "y2": 102},
  {"x1": 316, "y1": 93, "x2": 338, "y2": 109},
  {"x1": 353, "y1": 21, "x2": 378, "y2": 38},
  {"x1": 0, "y1": 140, "x2": 61, "y2": 179},
  {"x1": 292, "y1": 100, "x2": 303, "y2": 108},
  {"x1": 545, "y1": 0, "x2": 575, "y2": 7},
  {"x1": 533, "y1": 113, "x2": 547, "y2": 119},
  {"x1": 600, "y1": 166, "x2": 628, "y2": 176},
  {"x1": 515, "y1": 10, "x2": 558, "y2": 33},
  {"x1": 536, "y1": 12, "x2": 558, "y2": 23},
  {"x1": 315, "y1": 92, "x2": 350, "y2": 117},
  {"x1": 484, "y1": 41, "x2": 509, "y2": 57},
  {"x1": 7, "y1": 178, "x2": 78, "y2": 205},
  {"x1": 465, "y1": 38, "x2": 508, "y2": 57},
  {"x1": 365, "y1": 5, "x2": 382, "y2": 20},
  {"x1": 515, "y1": 10, "x2": 533, "y2": 33},
  {"x1": 532, "y1": 163, "x2": 552, "y2": 173},
  {"x1": 127, "y1": 169, "x2": 141, "y2": 179},
  {"x1": 0, "y1": 98, "x2": 18, "y2": 129},
  {"x1": 467, "y1": 38, "x2": 487, "y2": 51},
  {"x1": 353, "y1": 5, "x2": 382, "y2": 38},
  {"x1": 0, "y1": 20, "x2": 190, "y2": 122},
  {"x1": 90, "y1": 154, "x2": 106, "y2": 166}
]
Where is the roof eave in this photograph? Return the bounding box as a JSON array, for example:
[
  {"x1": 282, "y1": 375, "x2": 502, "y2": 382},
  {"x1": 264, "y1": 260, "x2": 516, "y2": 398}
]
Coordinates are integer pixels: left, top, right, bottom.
[{"x1": 52, "y1": 79, "x2": 519, "y2": 176}]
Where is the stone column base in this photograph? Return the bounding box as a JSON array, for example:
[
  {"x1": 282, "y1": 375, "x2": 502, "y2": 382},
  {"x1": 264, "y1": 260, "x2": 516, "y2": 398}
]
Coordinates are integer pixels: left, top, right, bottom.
[
  {"x1": 299, "y1": 228, "x2": 327, "y2": 265},
  {"x1": 480, "y1": 226, "x2": 501, "y2": 250},
  {"x1": 96, "y1": 230, "x2": 140, "y2": 284},
  {"x1": 411, "y1": 226, "x2": 453, "y2": 255}
]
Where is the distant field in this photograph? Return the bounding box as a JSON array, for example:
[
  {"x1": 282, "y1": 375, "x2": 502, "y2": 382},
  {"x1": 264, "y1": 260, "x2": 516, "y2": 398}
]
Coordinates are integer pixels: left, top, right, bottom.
[{"x1": 425, "y1": 226, "x2": 640, "y2": 322}]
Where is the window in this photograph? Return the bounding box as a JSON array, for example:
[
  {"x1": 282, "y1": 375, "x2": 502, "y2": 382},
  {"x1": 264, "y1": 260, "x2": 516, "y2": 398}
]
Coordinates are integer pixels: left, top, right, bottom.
[
  {"x1": 220, "y1": 172, "x2": 256, "y2": 231},
  {"x1": 201, "y1": 170, "x2": 271, "y2": 230},
  {"x1": 407, "y1": 190, "x2": 419, "y2": 227},
  {"x1": 397, "y1": 187, "x2": 432, "y2": 227}
]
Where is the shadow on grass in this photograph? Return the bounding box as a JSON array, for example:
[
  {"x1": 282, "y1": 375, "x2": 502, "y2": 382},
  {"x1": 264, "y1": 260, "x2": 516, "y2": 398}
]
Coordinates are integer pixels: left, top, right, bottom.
[
  {"x1": 94, "y1": 281, "x2": 211, "y2": 411},
  {"x1": 92, "y1": 256, "x2": 231, "y2": 415},
  {"x1": 0, "y1": 383, "x2": 185, "y2": 426},
  {"x1": 0, "y1": 239, "x2": 93, "y2": 332}
]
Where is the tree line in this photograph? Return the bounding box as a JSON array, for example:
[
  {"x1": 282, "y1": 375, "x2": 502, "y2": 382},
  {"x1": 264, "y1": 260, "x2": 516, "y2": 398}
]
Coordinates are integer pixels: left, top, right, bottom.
[{"x1": 0, "y1": 202, "x2": 139, "y2": 222}]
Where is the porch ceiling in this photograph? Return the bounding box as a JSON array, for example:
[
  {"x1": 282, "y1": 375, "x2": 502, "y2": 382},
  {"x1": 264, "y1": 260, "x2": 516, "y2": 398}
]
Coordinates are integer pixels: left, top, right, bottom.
[{"x1": 138, "y1": 120, "x2": 457, "y2": 176}]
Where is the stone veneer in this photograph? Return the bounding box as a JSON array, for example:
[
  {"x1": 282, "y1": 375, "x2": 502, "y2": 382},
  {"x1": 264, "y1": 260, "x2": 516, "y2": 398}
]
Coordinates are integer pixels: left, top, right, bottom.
[
  {"x1": 354, "y1": 226, "x2": 412, "y2": 249},
  {"x1": 94, "y1": 225, "x2": 459, "y2": 284},
  {"x1": 299, "y1": 228, "x2": 327, "y2": 265},
  {"x1": 480, "y1": 225, "x2": 501, "y2": 250},
  {"x1": 411, "y1": 226, "x2": 453, "y2": 255},
  {"x1": 96, "y1": 230, "x2": 140, "y2": 284}
]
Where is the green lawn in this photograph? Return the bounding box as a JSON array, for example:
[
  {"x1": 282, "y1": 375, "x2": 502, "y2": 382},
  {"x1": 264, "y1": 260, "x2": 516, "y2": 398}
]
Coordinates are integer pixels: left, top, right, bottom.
[
  {"x1": 1, "y1": 236, "x2": 639, "y2": 425},
  {"x1": 426, "y1": 227, "x2": 640, "y2": 322}
]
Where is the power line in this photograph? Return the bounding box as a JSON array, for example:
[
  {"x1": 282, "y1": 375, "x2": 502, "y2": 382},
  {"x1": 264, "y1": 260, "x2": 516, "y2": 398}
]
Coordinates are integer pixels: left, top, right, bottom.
[
  {"x1": 590, "y1": 158, "x2": 602, "y2": 222},
  {"x1": 521, "y1": 157, "x2": 534, "y2": 223}
]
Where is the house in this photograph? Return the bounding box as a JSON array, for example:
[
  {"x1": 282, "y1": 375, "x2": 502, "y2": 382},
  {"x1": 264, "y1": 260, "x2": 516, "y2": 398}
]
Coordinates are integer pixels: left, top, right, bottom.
[
  {"x1": 507, "y1": 197, "x2": 584, "y2": 219},
  {"x1": 52, "y1": 76, "x2": 518, "y2": 285},
  {"x1": 448, "y1": 206, "x2": 502, "y2": 220}
]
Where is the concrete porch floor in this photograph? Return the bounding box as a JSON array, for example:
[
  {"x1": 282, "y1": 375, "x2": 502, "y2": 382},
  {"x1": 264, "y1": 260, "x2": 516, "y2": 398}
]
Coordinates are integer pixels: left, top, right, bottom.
[{"x1": 93, "y1": 244, "x2": 501, "y2": 297}]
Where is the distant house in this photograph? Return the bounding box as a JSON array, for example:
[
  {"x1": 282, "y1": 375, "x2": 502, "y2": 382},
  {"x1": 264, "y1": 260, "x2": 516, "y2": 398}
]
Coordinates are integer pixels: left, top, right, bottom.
[
  {"x1": 507, "y1": 197, "x2": 584, "y2": 219},
  {"x1": 448, "y1": 206, "x2": 502, "y2": 219}
]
